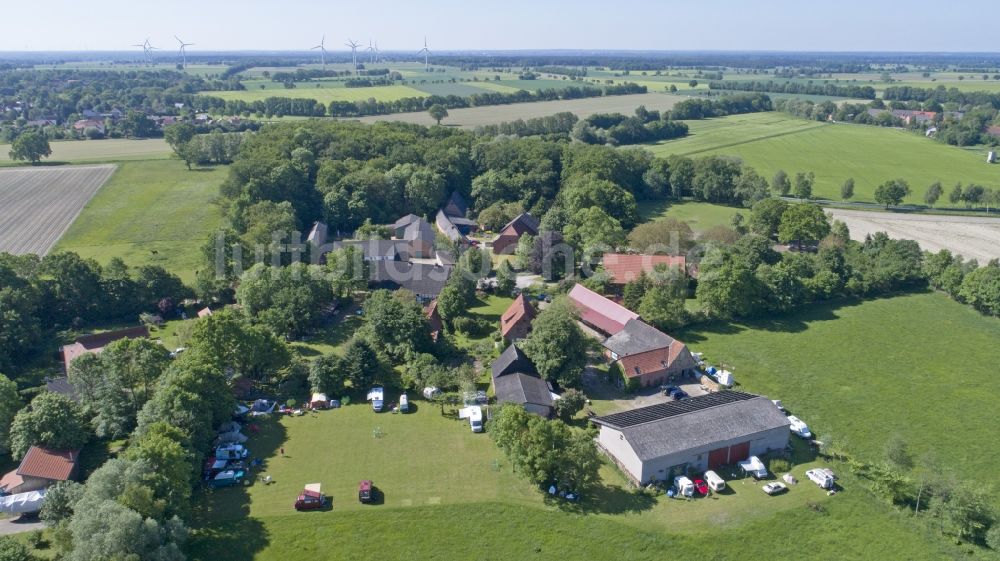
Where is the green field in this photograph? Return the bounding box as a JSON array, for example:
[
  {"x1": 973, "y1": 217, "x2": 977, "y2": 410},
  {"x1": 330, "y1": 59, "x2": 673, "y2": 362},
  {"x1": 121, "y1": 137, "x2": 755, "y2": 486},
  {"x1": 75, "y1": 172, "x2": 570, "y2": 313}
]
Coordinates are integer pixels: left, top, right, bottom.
[
  {"x1": 207, "y1": 84, "x2": 427, "y2": 103},
  {"x1": 680, "y1": 291, "x2": 1000, "y2": 484},
  {"x1": 52, "y1": 160, "x2": 226, "y2": 283},
  {"x1": 646, "y1": 113, "x2": 1000, "y2": 203},
  {"x1": 188, "y1": 397, "x2": 966, "y2": 561},
  {"x1": 0, "y1": 138, "x2": 171, "y2": 165},
  {"x1": 638, "y1": 200, "x2": 743, "y2": 233}
]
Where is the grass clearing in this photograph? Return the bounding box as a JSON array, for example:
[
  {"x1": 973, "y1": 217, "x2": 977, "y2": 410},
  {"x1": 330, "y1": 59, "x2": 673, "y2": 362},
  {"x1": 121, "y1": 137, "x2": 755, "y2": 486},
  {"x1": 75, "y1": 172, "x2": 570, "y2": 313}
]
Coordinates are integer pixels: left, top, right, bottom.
[
  {"x1": 52, "y1": 160, "x2": 226, "y2": 283},
  {"x1": 679, "y1": 291, "x2": 1000, "y2": 484},
  {"x1": 0, "y1": 138, "x2": 170, "y2": 165},
  {"x1": 646, "y1": 113, "x2": 1000, "y2": 204},
  {"x1": 637, "y1": 200, "x2": 742, "y2": 233}
]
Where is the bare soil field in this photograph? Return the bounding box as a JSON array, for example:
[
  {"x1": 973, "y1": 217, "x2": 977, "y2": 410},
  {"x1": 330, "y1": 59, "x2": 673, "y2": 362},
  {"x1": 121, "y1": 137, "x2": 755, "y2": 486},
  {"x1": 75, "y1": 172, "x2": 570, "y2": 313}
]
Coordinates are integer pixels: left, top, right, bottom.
[
  {"x1": 356, "y1": 93, "x2": 686, "y2": 128},
  {"x1": 0, "y1": 164, "x2": 116, "y2": 255},
  {"x1": 825, "y1": 208, "x2": 1000, "y2": 262}
]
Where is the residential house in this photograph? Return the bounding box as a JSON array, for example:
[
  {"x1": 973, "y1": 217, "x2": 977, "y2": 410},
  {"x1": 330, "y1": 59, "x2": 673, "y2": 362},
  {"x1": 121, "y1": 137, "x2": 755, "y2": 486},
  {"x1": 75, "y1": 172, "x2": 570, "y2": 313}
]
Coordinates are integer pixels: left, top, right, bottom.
[
  {"x1": 603, "y1": 318, "x2": 698, "y2": 388},
  {"x1": 399, "y1": 217, "x2": 436, "y2": 259},
  {"x1": 492, "y1": 212, "x2": 540, "y2": 254},
  {"x1": 332, "y1": 239, "x2": 400, "y2": 262},
  {"x1": 0, "y1": 446, "x2": 80, "y2": 494},
  {"x1": 371, "y1": 261, "x2": 451, "y2": 303},
  {"x1": 435, "y1": 209, "x2": 467, "y2": 243},
  {"x1": 500, "y1": 294, "x2": 535, "y2": 342},
  {"x1": 72, "y1": 119, "x2": 105, "y2": 135},
  {"x1": 567, "y1": 284, "x2": 639, "y2": 338},
  {"x1": 61, "y1": 325, "x2": 150, "y2": 373},
  {"x1": 491, "y1": 344, "x2": 555, "y2": 418},
  {"x1": 591, "y1": 391, "x2": 789, "y2": 485},
  {"x1": 601, "y1": 253, "x2": 686, "y2": 288}
]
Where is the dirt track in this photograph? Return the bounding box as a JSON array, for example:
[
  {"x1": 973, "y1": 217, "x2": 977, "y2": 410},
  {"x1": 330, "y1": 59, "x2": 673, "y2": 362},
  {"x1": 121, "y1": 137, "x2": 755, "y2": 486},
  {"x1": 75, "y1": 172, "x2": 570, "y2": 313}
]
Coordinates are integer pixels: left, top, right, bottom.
[
  {"x1": 825, "y1": 208, "x2": 1000, "y2": 262},
  {"x1": 0, "y1": 164, "x2": 116, "y2": 255}
]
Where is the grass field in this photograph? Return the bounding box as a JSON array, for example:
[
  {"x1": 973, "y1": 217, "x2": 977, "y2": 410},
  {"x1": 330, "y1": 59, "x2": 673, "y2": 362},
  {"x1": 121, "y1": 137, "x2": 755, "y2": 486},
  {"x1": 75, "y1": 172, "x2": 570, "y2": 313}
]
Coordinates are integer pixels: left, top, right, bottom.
[
  {"x1": 679, "y1": 291, "x2": 1000, "y2": 484},
  {"x1": 638, "y1": 200, "x2": 742, "y2": 233},
  {"x1": 207, "y1": 84, "x2": 427, "y2": 103},
  {"x1": 0, "y1": 138, "x2": 170, "y2": 165},
  {"x1": 646, "y1": 113, "x2": 1000, "y2": 203},
  {"x1": 0, "y1": 165, "x2": 116, "y2": 255},
  {"x1": 52, "y1": 160, "x2": 226, "y2": 283}
]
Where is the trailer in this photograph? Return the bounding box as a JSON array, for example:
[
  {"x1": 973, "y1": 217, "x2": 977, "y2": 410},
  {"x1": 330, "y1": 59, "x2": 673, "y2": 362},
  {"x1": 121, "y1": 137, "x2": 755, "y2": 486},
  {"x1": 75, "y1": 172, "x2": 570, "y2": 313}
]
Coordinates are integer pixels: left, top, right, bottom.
[{"x1": 0, "y1": 490, "x2": 45, "y2": 515}]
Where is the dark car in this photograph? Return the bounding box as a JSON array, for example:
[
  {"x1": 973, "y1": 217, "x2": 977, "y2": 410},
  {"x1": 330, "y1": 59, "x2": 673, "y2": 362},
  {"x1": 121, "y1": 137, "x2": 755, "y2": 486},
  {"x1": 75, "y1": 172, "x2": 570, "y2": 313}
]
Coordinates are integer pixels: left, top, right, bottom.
[
  {"x1": 662, "y1": 385, "x2": 680, "y2": 396},
  {"x1": 672, "y1": 389, "x2": 689, "y2": 400}
]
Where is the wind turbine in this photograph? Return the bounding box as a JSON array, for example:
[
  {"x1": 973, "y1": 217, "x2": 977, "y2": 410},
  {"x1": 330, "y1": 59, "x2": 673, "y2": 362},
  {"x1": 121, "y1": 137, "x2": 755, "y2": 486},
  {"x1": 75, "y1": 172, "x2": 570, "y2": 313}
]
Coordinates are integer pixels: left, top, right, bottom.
[
  {"x1": 175, "y1": 36, "x2": 194, "y2": 68},
  {"x1": 367, "y1": 40, "x2": 376, "y2": 64},
  {"x1": 345, "y1": 39, "x2": 362, "y2": 74},
  {"x1": 311, "y1": 35, "x2": 327, "y2": 68},
  {"x1": 417, "y1": 36, "x2": 430, "y2": 72},
  {"x1": 131, "y1": 41, "x2": 148, "y2": 63}
]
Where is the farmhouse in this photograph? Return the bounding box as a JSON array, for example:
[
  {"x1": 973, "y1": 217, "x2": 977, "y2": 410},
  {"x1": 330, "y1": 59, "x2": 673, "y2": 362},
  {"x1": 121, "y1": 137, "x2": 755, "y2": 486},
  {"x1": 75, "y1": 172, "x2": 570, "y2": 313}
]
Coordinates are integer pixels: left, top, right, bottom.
[
  {"x1": 491, "y1": 344, "x2": 554, "y2": 418},
  {"x1": 397, "y1": 217, "x2": 436, "y2": 259},
  {"x1": 500, "y1": 294, "x2": 535, "y2": 342},
  {"x1": 601, "y1": 253, "x2": 686, "y2": 287},
  {"x1": 603, "y1": 318, "x2": 698, "y2": 387},
  {"x1": 332, "y1": 239, "x2": 401, "y2": 261},
  {"x1": 61, "y1": 325, "x2": 149, "y2": 373},
  {"x1": 0, "y1": 446, "x2": 80, "y2": 495},
  {"x1": 435, "y1": 191, "x2": 478, "y2": 242},
  {"x1": 567, "y1": 284, "x2": 639, "y2": 337},
  {"x1": 372, "y1": 260, "x2": 451, "y2": 303},
  {"x1": 591, "y1": 391, "x2": 790, "y2": 485},
  {"x1": 492, "y1": 212, "x2": 540, "y2": 254}
]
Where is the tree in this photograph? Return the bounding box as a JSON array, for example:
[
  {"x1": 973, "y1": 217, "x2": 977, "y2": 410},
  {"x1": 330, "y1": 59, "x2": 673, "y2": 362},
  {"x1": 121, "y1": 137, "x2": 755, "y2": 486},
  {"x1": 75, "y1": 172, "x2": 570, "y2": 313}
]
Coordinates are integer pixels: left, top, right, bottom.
[
  {"x1": 521, "y1": 298, "x2": 590, "y2": 387},
  {"x1": 638, "y1": 283, "x2": 689, "y2": 331},
  {"x1": 748, "y1": 198, "x2": 789, "y2": 239},
  {"x1": 771, "y1": 169, "x2": 791, "y2": 196},
  {"x1": 163, "y1": 123, "x2": 196, "y2": 161},
  {"x1": 186, "y1": 308, "x2": 292, "y2": 381},
  {"x1": 948, "y1": 183, "x2": 963, "y2": 205},
  {"x1": 495, "y1": 260, "x2": 516, "y2": 295},
  {"x1": 360, "y1": 289, "x2": 432, "y2": 359},
  {"x1": 124, "y1": 423, "x2": 192, "y2": 519},
  {"x1": 0, "y1": 374, "x2": 19, "y2": 455},
  {"x1": 987, "y1": 524, "x2": 1000, "y2": 551},
  {"x1": 874, "y1": 179, "x2": 911, "y2": 208},
  {"x1": 40, "y1": 480, "x2": 85, "y2": 527},
  {"x1": 8, "y1": 130, "x2": 51, "y2": 164},
  {"x1": 840, "y1": 178, "x2": 855, "y2": 201},
  {"x1": 778, "y1": 204, "x2": 831, "y2": 245},
  {"x1": 924, "y1": 181, "x2": 943, "y2": 207},
  {"x1": 122, "y1": 110, "x2": 157, "y2": 138},
  {"x1": 958, "y1": 265, "x2": 1000, "y2": 316},
  {"x1": 626, "y1": 218, "x2": 694, "y2": 254},
  {"x1": 9, "y1": 392, "x2": 90, "y2": 459},
  {"x1": 67, "y1": 497, "x2": 187, "y2": 561},
  {"x1": 0, "y1": 536, "x2": 31, "y2": 561},
  {"x1": 309, "y1": 354, "x2": 348, "y2": 395},
  {"x1": 553, "y1": 388, "x2": 586, "y2": 421},
  {"x1": 354, "y1": 218, "x2": 392, "y2": 240},
  {"x1": 339, "y1": 337, "x2": 384, "y2": 388},
  {"x1": 563, "y1": 206, "x2": 626, "y2": 259},
  {"x1": 428, "y1": 104, "x2": 449, "y2": 125},
  {"x1": 793, "y1": 171, "x2": 814, "y2": 200}
]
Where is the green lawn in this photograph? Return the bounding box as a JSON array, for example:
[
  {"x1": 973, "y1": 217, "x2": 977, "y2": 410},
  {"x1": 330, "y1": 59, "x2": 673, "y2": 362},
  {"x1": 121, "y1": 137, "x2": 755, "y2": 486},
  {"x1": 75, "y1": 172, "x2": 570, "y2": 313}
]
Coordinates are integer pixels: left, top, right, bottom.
[
  {"x1": 52, "y1": 160, "x2": 226, "y2": 283},
  {"x1": 646, "y1": 113, "x2": 1000, "y2": 204},
  {"x1": 638, "y1": 200, "x2": 742, "y2": 233},
  {"x1": 678, "y1": 291, "x2": 1000, "y2": 484},
  {"x1": 0, "y1": 138, "x2": 170, "y2": 165},
  {"x1": 451, "y1": 294, "x2": 512, "y2": 351}
]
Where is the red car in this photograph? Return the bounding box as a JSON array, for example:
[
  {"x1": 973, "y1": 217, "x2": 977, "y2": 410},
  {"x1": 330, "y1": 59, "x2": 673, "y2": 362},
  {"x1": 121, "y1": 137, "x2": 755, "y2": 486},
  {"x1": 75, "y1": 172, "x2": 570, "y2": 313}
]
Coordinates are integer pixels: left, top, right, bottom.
[
  {"x1": 693, "y1": 479, "x2": 709, "y2": 496},
  {"x1": 359, "y1": 480, "x2": 374, "y2": 504},
  {"x1": 294, "y1": 483, "x2": 327, "y2": 511}
]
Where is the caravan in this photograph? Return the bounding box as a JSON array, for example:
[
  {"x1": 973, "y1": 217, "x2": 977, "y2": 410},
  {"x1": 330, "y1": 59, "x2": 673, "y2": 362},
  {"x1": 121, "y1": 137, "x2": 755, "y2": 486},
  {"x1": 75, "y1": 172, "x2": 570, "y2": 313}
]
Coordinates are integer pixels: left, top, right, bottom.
[
  {"x1": 459, "y1": 405, "x2": 484, "y2": 432},
  {"x1": 367, "y1": 387, "x2": 385, "y2": 412}
]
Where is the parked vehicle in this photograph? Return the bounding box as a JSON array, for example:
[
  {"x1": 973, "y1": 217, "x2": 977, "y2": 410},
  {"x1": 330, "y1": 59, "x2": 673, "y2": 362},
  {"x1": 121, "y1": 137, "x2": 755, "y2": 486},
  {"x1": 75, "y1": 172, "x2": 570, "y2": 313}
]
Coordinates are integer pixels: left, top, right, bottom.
[
  {"x1": 673, "y1": 476, "x2": 695, "y2": 497},
  {"x1": 662, "y1": 385, "x2": 679, "y2": 396},
  {"x1": 209, "y1": 469, "x2": 245, "y2": 488},
  {"x1": 358, "y1": 480, "x2": 374, "y2": 504},
  {"x1": 704, "y1": 470, "x2": 726, "y2": 492},
  {"x1": 762, "y1": 482, "x2": 787, "y2": 495},
  {"x1": 806, "y1": 468, "x2": 835, "y2": 489},
  {"x1": 692, "y1": 478, "x2": 709, "y2": 496},
  {"x1": 787, "y1": 415, "x2": 812, "y2": 439},
  {"x1": 294, "y1": 483, "x2": 327, "y2": 511},
  {"x1": 399, "y1": 394, "x2": 409, "y2": 413},
  {"x1": 422, "y1": 386, "x2": 442, "y2": 400},
  {"x1": 468, "y1": 406, "x2": 483, "y2": 432},
  {"x1": 739, "y1": 456, "x2": 769, "y2": 479},
  {"x1": 215, "y1": 444, "x2": 249, "y2": 461},
  {"x1": 368, "y1": 387, "x2": 385, "y2": 412}
]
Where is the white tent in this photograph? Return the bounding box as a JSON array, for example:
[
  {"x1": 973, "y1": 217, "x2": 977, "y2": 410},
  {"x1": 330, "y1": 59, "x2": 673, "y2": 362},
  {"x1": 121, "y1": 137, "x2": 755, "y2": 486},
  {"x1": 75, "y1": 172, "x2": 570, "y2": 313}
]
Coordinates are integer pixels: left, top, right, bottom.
[{"x1": 0, "y1": 490, "x2": 45, "y2": 515}]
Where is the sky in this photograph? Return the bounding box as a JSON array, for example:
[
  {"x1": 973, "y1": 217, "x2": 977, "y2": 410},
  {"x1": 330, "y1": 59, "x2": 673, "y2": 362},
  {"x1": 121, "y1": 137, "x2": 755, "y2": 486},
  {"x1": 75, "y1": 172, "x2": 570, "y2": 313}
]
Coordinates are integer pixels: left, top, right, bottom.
[{"x1": 1, "y1": 0, "x2": 997, "y2": 53}]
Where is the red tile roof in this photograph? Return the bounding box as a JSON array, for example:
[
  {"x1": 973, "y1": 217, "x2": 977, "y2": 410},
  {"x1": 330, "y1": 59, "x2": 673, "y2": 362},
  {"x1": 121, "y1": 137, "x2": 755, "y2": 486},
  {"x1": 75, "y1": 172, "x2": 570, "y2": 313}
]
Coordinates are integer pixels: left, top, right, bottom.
[
  {"x1": 61, "y1": 325, "x2": 149, "y2": 373},
  {"x1": 500, "y1": 294, "x2": 535, "y2": 338},
  {"x1": 197, "y1": 307, "x2": 213, "y2": 318},
  {"x1": 425, "y1": 300, "x2": 443, "y2": 343},
  {"x1": 0, "y1": 469, "x2": 23, "y2": 492},
  {"x1": 602, "y1": 253, "x2": 686, "y2": 285},
  {"x1": 568, "y1": 284, "x2": 639, "y2": 336},
  {"x1": 618, "y1": 341, "x2": 692, "y2": 379},
  {"x1": 17, "y1": 446, "x2": 79, "y2": 482}
]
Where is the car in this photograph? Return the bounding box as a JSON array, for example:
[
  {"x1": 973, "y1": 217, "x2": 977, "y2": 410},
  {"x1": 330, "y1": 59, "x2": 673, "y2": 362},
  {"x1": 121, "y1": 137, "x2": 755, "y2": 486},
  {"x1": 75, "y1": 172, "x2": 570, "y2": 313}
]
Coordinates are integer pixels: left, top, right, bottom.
[
  {"x1": 673, "y1": 476, "x2": 694, "y2": 497},
  {"x1": 294, "y1": 483, "x2": 328, "y2": 511},
  {"x1": 215, "y1": 444, "x2": 249, "y2": 461},
  {"x1": 662, "y1": 385, "x2": 680, "y2": 396},
  {"x1": 208, "y1": 469, "x2": 245, "y2": 488},
  {"x1": 738, "y1": 456, "x2": 769, "y2": 479},
  {"x1": 762, "y1": 482, "x2": 787, "y2": 495},
  {"x1": 358, "y1": 480, "x2": 374, "y2": 504},
  {"x1": 693, "y1": 478, "x2": 709, "y2": 496},
  {"x1": 672, "y1": 389, "x2": 689, "y2": 400},
  {"x1": 806, "y1": 468, "x2": 835, "y2": 489},
  {"x1": 704, "y1": 470, "x2": 726, "y2": 492},
  {"x1": 787, "y1": 415, "x2": 812, "y2": 439}
]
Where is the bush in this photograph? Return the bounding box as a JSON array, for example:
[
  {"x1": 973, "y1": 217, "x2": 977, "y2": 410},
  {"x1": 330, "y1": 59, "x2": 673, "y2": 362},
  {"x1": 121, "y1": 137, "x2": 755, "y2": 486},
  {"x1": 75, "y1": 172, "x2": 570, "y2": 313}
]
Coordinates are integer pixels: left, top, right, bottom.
[{"x1": 769, "y1": 458, "x2": 791, "y2": 473}]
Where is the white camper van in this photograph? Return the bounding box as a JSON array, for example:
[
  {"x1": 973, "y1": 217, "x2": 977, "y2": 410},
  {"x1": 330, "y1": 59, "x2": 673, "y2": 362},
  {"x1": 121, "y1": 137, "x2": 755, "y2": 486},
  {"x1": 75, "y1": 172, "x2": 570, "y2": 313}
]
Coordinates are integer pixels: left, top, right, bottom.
[
  {"x1": 673, "y1": 476, "x2": 695, "y2": 497},
  {"x1": 704, "y1": 470, "x2": 726, "y2": 492},
  {"x1": 459, "y1": 405, "x2": 484, "y2": 433}
]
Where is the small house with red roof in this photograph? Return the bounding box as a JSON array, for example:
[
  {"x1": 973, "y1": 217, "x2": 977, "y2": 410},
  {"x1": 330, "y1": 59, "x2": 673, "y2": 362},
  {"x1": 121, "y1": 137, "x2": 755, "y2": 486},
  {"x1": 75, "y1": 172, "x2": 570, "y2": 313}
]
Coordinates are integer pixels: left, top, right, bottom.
[
  {"x1": 492, "y1": 212, "x2": 540, "y2": 254},
  {"x1": 602, "y1": 253, "x2": 686, "y2": 287},
  {"x1": 603, "y1": 318, "x2": 698, "y2": 388},
  {"x1": 500, "y1": 294, "x2": 535, "y2": 342},
  {"x1": 0, "y1": 446, "x2": 80, "y2": 495},
  {"x1": 567, "y1": 284, "x2": 639, "y2": 337}
]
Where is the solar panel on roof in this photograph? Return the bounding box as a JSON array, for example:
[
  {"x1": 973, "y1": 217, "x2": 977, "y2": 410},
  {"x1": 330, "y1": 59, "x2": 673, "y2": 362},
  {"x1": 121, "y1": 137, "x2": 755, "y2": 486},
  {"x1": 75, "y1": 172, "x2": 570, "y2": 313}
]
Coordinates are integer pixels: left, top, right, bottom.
[{"x1": 592, "y1": 391, "x2": 758, "y2": 429}]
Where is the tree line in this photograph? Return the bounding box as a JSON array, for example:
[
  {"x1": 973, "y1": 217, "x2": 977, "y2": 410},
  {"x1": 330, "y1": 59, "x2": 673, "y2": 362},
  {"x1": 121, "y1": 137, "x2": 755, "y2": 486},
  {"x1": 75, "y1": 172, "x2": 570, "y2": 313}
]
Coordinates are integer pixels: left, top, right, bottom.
[{"x1": 707, "y1": 80, "x2": 876, "y2": 99}]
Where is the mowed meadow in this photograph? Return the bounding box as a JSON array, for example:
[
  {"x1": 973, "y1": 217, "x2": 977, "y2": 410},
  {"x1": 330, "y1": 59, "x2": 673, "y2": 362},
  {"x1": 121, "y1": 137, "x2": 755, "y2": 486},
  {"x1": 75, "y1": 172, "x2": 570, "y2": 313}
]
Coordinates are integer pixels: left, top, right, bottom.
[{"x1": 646, "y1": 113, "x2": 1000, "y2": 204}]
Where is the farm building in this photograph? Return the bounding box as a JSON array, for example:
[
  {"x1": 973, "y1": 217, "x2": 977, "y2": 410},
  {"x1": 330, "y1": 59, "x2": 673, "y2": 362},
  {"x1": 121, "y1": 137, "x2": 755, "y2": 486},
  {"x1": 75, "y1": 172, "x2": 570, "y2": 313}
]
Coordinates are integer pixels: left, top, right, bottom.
[
  {"x1": 435, "y1": 209, "x2": 467, "y2": 243},
  {"x1": 0, "y1": 446, "x2": 80, "y2": 495},
  {"x1": 398, "y1": 217, "x2": 436, "y2": 259},
  {"x1": 392, "y1": 214, "x2": 422, "y2": 238},
  {"x1": 331, "y1": 239, "x2": 401, "y2": 262},
  {"x1": 500, "y1": 294, "x2": 535, "y2": 342},
  {"x1": 601, "y1": 253, "x2": 687, "y2": 287},
  {"x1": 61, "y1": 325, "x2": 149, "y2": 373},
  {"x1": 492, "y1": 212, "x2": 540, "y2": 254},
  {"x1": 491, "y1": 344, "x2": 555, "y2": 418},
  {"x1": 567, "y1": 284, "x2": 639, "y2": 337},
  {"x1": 603, "y1": 318, "x2": 698, "y2": 387},
  {"x1": 371, "y1": 261, "x2": 451, "y2": 303},
  {"x1": 306, "y1": 221, "x2": 329, "y2": 248},
  {"x1": 591, "y1": 391, "x2": 790, "y2": 485}
]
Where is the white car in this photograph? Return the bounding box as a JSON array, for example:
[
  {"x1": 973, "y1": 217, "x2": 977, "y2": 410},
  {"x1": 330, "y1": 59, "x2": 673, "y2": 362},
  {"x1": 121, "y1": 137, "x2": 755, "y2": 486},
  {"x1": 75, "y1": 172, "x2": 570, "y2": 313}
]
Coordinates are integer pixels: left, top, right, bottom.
[
  {"x1": 807, "y1": 468, "x2": 836, "y2": 489},
  {"x1": 673, "y1": 476, "x2": 695, "y2": 497},
  {"x1": 739, "y1": 456, "x2": 769, "y2": 479},
  {"x1": 787, "y1": 415, "x2": 812, "y2": 439},
  {"x1": 762, "y1": 482, "x2": 787, "y2": 495}
]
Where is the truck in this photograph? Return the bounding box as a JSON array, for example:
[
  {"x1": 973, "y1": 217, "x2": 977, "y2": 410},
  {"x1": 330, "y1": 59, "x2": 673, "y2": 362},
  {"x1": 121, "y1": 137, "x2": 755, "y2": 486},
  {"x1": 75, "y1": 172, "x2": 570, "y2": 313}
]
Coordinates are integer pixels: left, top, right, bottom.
[{"x1": 367, "y1": 387, "x2": 385, "y2": 412}]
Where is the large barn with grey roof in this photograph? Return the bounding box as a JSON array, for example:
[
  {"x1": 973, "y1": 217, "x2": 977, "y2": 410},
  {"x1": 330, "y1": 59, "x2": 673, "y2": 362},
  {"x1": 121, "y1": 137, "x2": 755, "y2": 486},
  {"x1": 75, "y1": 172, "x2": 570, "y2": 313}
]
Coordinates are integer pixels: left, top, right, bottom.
[{"x1": 590, "y1": 391, "x2": 789, "y2": 484}]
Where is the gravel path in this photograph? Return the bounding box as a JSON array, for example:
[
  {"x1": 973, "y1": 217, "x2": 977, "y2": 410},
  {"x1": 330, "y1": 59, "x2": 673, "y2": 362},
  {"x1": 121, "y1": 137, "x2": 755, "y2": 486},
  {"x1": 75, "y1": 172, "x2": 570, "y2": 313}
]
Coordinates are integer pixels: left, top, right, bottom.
[
  {"x1": 0, "y1": 164, "x2": 116, "y2": 255},
  {"x1": 0, "y1": 517, "x2": 43, "y2": 536},
  {"x1": 825, "y1": 208, "x2": 1000, "y2": 262}
]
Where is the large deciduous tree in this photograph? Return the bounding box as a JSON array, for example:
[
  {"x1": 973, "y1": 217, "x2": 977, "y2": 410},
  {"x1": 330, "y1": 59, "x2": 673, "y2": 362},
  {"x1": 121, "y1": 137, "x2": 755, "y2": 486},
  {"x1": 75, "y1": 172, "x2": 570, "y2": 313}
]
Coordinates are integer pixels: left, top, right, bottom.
[
  {"x1": 0, "y1": 374, "x2": 19, "y2": 455},
  {"x1": 778, "y1": 204, "x2": 831, "y2": 246},
  {"x1": 9, "y1": 392, "x2": 90, "y2": 459},
  {"x1": 521, "y1": 298, "x2": 589, "y2": 387},
  {"x1": 8, "y1": 130, "x2": 51, "y2": 164},
  {"x1": 874, "y1": 179, "x2": 911, "y2": 209}
]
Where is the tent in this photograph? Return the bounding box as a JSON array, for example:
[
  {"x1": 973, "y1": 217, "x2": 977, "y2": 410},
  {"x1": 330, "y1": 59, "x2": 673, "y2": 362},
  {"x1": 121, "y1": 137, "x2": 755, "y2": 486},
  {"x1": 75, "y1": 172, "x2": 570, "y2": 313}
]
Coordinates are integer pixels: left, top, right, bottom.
[
  {"x1": 216, "y1": 431, "x2": 248, "y2": 445},
  {"x1": 310, "y1": 393, "x2": 329, "y2": 409},
  {"x1": 0, "y1": 490, "x2": 45, "y2": 515}
]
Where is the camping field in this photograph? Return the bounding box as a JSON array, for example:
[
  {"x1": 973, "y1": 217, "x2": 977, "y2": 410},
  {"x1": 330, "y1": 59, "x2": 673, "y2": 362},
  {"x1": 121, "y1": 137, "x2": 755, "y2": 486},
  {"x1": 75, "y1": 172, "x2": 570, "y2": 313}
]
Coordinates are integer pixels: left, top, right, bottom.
[
  {"x1": 0, "y1": 138, "x2": 171, "y2": 165},
  {"x1": 679, "y1": 291, "x2": 1000, "y2": 486},
  {"x1": 645, "y1": 113, "x2": 1000, "y2": 204},
  {"x1": 52, "y1": 160, "x2": 226, "y2": 283},
  {"x1": 0, "y1": 164, "x2": 116, "y2": 255}
]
